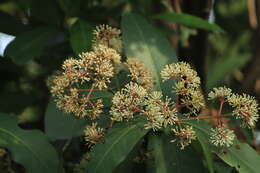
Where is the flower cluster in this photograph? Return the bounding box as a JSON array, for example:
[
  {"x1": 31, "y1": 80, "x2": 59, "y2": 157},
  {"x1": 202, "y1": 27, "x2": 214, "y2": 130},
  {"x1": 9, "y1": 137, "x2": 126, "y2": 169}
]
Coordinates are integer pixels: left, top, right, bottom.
[
  {"x1": 161, "y1": 62, "x2": 204, "y2": 116},
  {"x1": 126, "y1": 58, "x2": 153, "y2": 90},
  {"x1": 93, "y1": 24, "x2": 122, "y2": 52},
  {"x1": 110, "y1": 82, "x2": 148, "y2": 121},
  {"x1": 144, "y1": 91, "x2": 178, "y2": 130},
  {"x1": 171, "y1": 126, "x2": 196, "y2": 149},
  {"x1": 228, "y1": 93, "x2": 259, "y2": 128},
  {"x1": 49, "y1": 24, "x2": 259, "y2": 152},
  {"x1": 84, "y1": 123, "x2": 105, "y2": 146},
  {"x1": 207, "y1": 87, "x2": 259, "y2": 147},
  {"x1": 210, "y1": 126, "x2": 235, "y2": 147},
  {"x1": 49, "y1": 25, "x2": 122, "y2": 119}
]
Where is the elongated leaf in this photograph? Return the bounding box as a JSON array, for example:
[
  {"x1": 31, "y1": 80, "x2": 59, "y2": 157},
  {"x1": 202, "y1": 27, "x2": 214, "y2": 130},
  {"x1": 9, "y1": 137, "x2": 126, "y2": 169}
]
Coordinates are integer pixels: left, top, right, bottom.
[
  {"x1": 154, "y1": 13, "x2": 223, "y2": 32},
  {"x1": 195, "y1": 127, "x2": 214, "y2": 173},
  {"x1": 186, "y1": 120, "x2": 260, "y2": 173},
  {"x1": 207, "y1": 54, "x2": 250, "y2": 89},
  {"x1": 147, "y1": 132, "x2": 205, "y2": 173},
  {"x1": 45, "y1": 99, "x2": 89, "y2": 141},
  {"x1": 147, "y1": 134, "x2": 173, "y2": 173},
  {"x1": 122, "y1": 13, "x2": 177, "y2": 92},
  {"x1": 86, "y1": 119, "x2": 148, "y2": 173},
  {"x1": 0, "y1": 113, "x2": 60, "y2": 173},
  {"x1": 5, "y1": 27, "x2": 57, "y2": 64},
  {"x1": 218, "y1": 141, "x2": 260, "y2": 173},
  {"x1": 70, "y1": 20, "x2": 93, "y2": 54}
]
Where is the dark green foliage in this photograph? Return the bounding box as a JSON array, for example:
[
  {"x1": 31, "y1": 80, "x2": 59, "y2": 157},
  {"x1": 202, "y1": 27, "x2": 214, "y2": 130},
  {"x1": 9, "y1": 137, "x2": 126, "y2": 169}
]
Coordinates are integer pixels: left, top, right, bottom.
[{"x1": 0, "y1": 0, "x2": 259, "y2": 173}]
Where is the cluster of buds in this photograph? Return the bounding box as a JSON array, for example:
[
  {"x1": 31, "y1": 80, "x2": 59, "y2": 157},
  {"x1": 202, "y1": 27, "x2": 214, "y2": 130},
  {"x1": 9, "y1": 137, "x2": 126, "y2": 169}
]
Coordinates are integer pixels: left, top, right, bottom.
[
  {"x1": 49, "y1": 25, "x2": 154, "y2": 146},
  {"x1": 208, "y1": 87, "x2": 259, "y2": 147},
  {"x1": 49, "y1": 24, "x2": 259, "y2": 150},
  {"x1": 110, "y1": 62, "x2": 259, "y2": 149}
]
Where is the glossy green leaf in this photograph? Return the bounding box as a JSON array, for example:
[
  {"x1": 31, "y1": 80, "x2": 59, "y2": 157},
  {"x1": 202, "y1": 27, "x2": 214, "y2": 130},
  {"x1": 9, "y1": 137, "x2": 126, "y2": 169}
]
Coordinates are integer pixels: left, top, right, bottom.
[
  {"x1": 4, "y1": 27, "x2": 57, "y2": 64},
  {"x1": 86, "y1": 119, "x2": 148, "y2": 173},
  {"x1": 122, "y1": 13, "x2": 177, "y2": 92},
  {"x1": 45, "y1": 99, "x2": 89, "y2": 141},
  {"x1": 70, "y1": 20, "x2": 94, "y2": 54},
  {"x1": 186, "y1": 120, "x2": 260, "y2": 173},
  {"x1": 0, "y1": 113, "x2": 60, "y2": 173},
  {"x1": 154, "y1": 13, "x2": 223, "y2": 32},
  {"x1": 147, "y1": 132, "x2": 205, "y2": 173}
]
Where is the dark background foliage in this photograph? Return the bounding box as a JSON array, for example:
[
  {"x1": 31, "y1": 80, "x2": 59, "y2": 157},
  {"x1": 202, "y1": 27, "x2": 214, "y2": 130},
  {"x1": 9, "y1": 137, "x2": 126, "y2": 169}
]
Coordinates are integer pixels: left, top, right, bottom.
[{"x1": 0, "y1": 0, "x2": 259, "y2": 173}]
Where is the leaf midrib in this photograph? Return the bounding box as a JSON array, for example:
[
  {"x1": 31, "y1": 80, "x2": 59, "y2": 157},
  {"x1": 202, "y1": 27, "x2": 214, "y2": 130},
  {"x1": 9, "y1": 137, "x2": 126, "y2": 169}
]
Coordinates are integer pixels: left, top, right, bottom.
[
  {"x1": 128, "y1": 15, "x2": 161, "y2": 90},
  {"x1": 92, "y1": 124, "x2": 138, "y2": 173}
]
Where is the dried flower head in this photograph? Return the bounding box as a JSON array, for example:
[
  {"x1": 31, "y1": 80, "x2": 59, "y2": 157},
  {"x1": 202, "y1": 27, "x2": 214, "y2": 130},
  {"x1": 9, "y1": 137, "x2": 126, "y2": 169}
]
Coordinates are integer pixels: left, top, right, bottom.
[
  {"x1": 161, "y1": 62, "x2": 200, "y2": 89},
  {"x1": 110, "y1": 82, "x2": 148, "y2": 121},
  {"x1": 210, "y1": 126, "x2": 235, "y2": 147},
  {"x1": 171, "y1": 126, "x2": 196, "y2": 149},
  {"x1": 93, "y1": 24, "x2": 122, "y2": 52},
  {"x1": 56, "y1": 88, "x2": 104, "y2": 119},
  {"x1": 84, "y1": 123, "x2": 104, "y2": 145},
  {"x1": 208, "y1": 87, "x2": 232, "y2": 100},
  {"x1": 126, "y1": 58, "x2": 153, "y2": 90},
  {"x1": 78, "y1": 50, "x2": 114, "y2": 90},
  {"x1": 228, "y1": 94, "x2": 259, "y2": 128},
  {"x1": 93, "y1": 44, "x2": 121, "y2": 64}
]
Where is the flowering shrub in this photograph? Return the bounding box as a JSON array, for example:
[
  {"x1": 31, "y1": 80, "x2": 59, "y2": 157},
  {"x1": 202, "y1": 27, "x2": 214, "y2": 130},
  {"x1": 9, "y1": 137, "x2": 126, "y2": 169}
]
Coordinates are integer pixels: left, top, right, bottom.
[{"x1": 48, "y1": 23, "x2": 260, "y2": 172}]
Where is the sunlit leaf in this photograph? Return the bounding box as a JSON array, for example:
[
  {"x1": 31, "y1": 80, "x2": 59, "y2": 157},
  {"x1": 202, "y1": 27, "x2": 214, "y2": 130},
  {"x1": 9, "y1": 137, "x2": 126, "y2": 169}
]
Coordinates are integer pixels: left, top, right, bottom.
[{"x1": 122, "y1": 13, "x2": 177, "y2": 95}]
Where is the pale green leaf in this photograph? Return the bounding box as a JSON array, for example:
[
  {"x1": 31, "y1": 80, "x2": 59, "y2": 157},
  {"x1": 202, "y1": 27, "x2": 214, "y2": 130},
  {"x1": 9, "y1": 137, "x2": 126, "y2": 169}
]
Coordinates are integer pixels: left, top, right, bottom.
[{"x1": 121, "y1": 13, "x2": 177, "y2": 93}]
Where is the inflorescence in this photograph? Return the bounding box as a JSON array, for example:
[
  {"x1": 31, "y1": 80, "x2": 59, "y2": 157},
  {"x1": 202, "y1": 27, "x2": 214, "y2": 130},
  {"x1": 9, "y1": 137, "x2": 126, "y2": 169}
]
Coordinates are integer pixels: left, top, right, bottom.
[{"x1": 49, "y1": 24, "x2": 259, "y2": 149}]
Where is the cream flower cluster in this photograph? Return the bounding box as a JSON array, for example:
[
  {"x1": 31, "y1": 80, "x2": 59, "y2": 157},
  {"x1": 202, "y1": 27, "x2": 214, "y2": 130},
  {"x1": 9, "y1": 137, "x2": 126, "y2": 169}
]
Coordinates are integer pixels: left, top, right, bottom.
[
  {"x1": 84, "y1": 123, "x2": 104, "y2": 146},
  {"x1": 207, "y1": 87, "x2": 259, "y2": 147},
  {"x1": 161, "y1": 62, "x2": 204, "y2": 116},
  {"x1": 49, "y1": 24, "x2": 259, "y2": 151}
]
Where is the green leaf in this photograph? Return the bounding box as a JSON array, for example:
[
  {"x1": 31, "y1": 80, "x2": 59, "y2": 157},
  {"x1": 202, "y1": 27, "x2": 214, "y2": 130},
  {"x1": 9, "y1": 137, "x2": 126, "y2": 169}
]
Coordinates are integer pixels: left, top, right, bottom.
[
  {"x1": 195, "y1": 126, "x2": 214, "y2": 173},
  {"x1": 0, "y1": 113, "x2": 60, "y2": 173},
  {"x1": 147, "y1": 134, "x2": 174, "y2": 173},
  {"x1": 186, "y1": 120, "x2": 260, "y2": 173},
  {"x1": 70, "y1": 19, "x2": 94, "y2": 54},
  {"x1": 4, "y1": 27, "x2": 57, "y2": 64},
  {"x1": 86, "y1": 119, "x2": 148, "y2": 173},
  {"x1": 218, "y1": 141, "x2": 260, "y2": 173},
  {"x1": 121, "y1": 13, "x2": 177, "y2": 93},
  {"x1": 207, "y1": 54, "x2": 250, "y2": 89},
  {"x1": 147, "y1": 132, "x2": 205, "y2": 173},
  {"x1": 45, "y1": 99, "x2": 89, "y2": 141},
  {"x1": 154, "y1": 12, "x2": 223, "y2": 32}
]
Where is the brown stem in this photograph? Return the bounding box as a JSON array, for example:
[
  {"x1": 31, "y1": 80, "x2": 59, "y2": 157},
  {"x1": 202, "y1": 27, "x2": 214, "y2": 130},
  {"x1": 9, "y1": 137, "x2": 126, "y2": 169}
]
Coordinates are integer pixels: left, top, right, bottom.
[
  {"x1": 73, "y1": 89, "x2": 107, "y2": 92},
  {"x1": 132, "y1": 106, "x2": 149, "y2": 116},
  {"x1": 86, "y1": 85, "x2": 95, "y2": 101}
]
